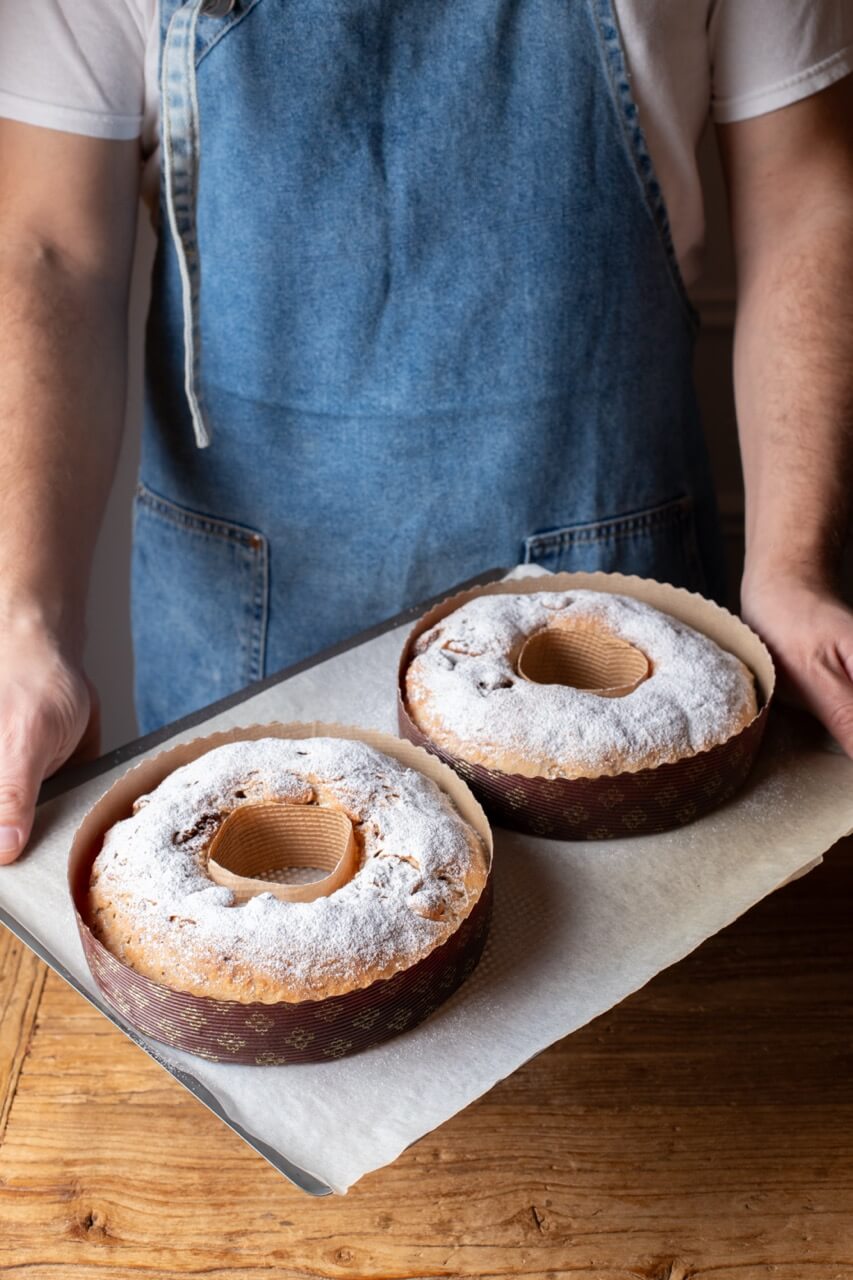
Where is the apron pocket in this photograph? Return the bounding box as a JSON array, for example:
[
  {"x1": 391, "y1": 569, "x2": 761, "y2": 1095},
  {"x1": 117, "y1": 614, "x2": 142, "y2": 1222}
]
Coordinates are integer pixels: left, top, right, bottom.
[
  {"x1": 131, "y1": 481, "x2": 269, "y2": 733},
  {"x1": 522, "y1": 495, "x2": 707, "y2": 592}
]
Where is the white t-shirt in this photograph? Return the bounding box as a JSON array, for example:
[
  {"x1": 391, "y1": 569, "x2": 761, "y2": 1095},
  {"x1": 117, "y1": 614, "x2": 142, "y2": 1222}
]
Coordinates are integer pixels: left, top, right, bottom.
[{"x1": 0, "y1": 0, "x2": 851, "y2": 284}]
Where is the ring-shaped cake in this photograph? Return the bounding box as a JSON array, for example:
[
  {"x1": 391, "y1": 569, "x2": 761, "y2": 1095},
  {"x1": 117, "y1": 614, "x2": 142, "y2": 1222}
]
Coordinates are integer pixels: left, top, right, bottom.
[
  {"x1": 87, "y1": 736, "x2": 490, "y2": 1004},
  {"x1": 404, "y1": 589, "x2": 758, "y2": 780}
]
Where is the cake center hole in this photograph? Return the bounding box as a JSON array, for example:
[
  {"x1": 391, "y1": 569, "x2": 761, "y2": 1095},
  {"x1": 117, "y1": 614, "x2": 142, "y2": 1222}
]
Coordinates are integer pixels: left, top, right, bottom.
[
  {"x1": 517, "y1": 623, "x2": 650, "y2": 698},
  {"x1": 206, "y1": 803, "x2": 358, "y2": 904}
]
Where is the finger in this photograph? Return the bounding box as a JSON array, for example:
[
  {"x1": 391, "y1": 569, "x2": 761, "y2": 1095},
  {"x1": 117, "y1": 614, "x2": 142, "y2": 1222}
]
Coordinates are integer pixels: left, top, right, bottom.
[
  {"x1": 0, "y1": 745, "x2": 48, "y2": 865},
  {"x1": 57, "y1": 675, "x2": 100, "y2": 772},
  {"x1": 75, "y1": 674, "x2": 101, "y2": 764},
  {"x1": 790, "y1": 642, "x2": 853, "y2": 758},
  {"x1": 0, "y1": 685, "x2": 90, "y2": 864}
]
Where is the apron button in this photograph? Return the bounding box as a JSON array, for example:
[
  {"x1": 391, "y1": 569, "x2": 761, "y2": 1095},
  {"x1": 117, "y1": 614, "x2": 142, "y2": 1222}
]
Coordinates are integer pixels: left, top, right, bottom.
[{"x1": 201, "y1": 0, "x2": 236, "y2": 16}]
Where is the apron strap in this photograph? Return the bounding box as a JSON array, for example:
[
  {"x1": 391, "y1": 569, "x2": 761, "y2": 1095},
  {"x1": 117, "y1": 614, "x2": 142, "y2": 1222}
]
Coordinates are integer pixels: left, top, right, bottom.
[{"x1": 161, "y1": 0, "x2": 211, "y2": 448}]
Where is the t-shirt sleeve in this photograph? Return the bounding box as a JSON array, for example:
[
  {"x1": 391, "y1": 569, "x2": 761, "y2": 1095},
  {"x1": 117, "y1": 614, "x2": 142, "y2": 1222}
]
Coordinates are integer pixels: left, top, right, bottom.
[
  {"x1": 0, "y1": 0, "x2": 147, "y2": 139},
  {"x1": 709, "y1": 0, "x2": 853, "y2": 123}
]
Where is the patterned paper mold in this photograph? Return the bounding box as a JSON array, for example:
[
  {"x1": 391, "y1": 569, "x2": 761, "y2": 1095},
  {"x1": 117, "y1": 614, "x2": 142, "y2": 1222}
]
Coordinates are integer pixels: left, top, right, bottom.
[
  {"x1": 69, "y1": 724, "x2": 493, "y2": 1065},
  {"x1": 397, "y1": 572, "x2": 775, "y2": 840}
]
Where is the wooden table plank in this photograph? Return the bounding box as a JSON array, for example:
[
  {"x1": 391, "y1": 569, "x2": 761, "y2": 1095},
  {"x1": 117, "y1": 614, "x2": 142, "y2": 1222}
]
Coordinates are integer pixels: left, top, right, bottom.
[
  {"x1": 0, "y1": 837, "x2": 851, "y2": 1279},
  {"x1": 0, "y1": 927, "x2": 47, "y2": 1147}
]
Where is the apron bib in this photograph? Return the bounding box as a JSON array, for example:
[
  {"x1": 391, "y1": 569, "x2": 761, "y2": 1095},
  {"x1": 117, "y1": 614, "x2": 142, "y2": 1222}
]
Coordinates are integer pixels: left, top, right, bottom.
[{"x1": 134, "y1": 0, "x2": 724, "y2": 731}]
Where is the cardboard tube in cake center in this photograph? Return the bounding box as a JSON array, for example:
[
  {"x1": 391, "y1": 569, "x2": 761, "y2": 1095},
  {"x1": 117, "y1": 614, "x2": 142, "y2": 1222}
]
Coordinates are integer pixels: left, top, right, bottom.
[
  {"x1": 206, "y1": 803, "x2": 359, "y2": 904},
  {"x1": 517, "y1": 621, "x2": 650, "y2": 698}
]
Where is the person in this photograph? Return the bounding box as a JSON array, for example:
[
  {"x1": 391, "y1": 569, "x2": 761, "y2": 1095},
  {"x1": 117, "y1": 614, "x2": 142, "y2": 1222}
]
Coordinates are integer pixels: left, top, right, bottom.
[{"x1": 0, "y1": 0, "x2": 852, "y2": 866}]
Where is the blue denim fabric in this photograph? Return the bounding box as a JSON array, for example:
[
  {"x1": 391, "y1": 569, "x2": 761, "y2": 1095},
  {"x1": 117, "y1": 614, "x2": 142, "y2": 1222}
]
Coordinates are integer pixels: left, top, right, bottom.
[{"x1": 133, "y1": 0, "x2": 725, "y2": 732}]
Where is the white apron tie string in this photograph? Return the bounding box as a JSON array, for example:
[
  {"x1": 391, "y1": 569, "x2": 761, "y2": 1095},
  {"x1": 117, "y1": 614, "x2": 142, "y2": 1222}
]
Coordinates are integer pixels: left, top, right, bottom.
[{"x1": 161, "y1": 0, "x2": 211, "y2": 448}]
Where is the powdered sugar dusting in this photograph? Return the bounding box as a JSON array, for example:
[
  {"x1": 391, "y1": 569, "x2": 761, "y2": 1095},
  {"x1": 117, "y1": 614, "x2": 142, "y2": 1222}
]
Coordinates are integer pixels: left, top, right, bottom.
[
  {"x1": 406, "y1": 591, "x2": 757, "y2": 778},
  {"x1": 88, "y1": 738, "x2": 487, "y2": 1001}
]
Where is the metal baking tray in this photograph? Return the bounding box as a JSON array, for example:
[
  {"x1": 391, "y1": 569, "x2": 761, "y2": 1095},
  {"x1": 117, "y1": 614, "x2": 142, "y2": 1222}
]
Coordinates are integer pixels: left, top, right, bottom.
[{"x1": 0, "y1": 568, "x2": 502, "y2": 1196}]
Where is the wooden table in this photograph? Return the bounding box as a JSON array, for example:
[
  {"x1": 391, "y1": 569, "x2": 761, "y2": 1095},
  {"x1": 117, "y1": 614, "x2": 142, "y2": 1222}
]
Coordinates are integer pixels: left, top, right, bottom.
[{"x1": 0, "y1": 831, "x2": 850, "y2": 1278}]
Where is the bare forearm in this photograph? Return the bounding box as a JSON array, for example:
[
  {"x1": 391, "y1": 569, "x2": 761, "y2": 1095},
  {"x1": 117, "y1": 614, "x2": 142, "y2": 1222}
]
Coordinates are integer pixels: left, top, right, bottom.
[
  {"x1": 734, "y1": 208, "x2": 853, "y2": 593},
  {"x1": 0, "y1": 124, "x2": 139, "y2": 860},
  {"x1": 0, "y1": 240, "x2": 129, "y2": 658},
  {"x1": 718, "y1": 79, "x2": 853, "y2": 757}
]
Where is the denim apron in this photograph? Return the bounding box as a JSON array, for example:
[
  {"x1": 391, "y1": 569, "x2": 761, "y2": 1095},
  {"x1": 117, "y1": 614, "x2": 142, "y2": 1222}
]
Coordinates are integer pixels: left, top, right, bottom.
[{"x1": 134, "y1": 0, "x2": 725, "y2": 732}]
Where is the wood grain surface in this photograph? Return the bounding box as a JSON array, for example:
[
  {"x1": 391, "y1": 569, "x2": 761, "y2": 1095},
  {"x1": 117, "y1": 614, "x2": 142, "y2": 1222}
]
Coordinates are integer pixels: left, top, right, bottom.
[{"x1": 0, "y1": 836, "x2": 851, "y2": 1280}]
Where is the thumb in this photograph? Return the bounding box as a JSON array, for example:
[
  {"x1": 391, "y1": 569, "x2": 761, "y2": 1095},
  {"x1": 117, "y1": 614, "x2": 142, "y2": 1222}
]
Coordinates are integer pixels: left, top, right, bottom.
[
  {"x1": 788, "y1": 643, "x2": 853, "y2": 759},
  {"x1": 0, "y1": 679, "x2": 94, "y2": 865},
  {"x1": 0, "y1": 743, "x2": 49, "y2": 866}
]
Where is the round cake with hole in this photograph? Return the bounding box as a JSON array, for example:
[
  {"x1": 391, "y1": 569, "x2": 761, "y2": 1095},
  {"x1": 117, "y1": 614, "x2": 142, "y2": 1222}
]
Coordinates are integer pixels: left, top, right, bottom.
[
  {"x1": 86, "y1": 736, "x2": 490, "y2": 1005},
  {"x1": 403, "y1": 589, "x2": 758, "y2": 780}
]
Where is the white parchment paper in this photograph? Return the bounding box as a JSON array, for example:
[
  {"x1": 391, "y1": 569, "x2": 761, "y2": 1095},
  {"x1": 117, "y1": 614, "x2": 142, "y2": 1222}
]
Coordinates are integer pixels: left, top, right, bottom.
[{"x1": 1, "y1": 568, "x2": 852, "y2": 1193}]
